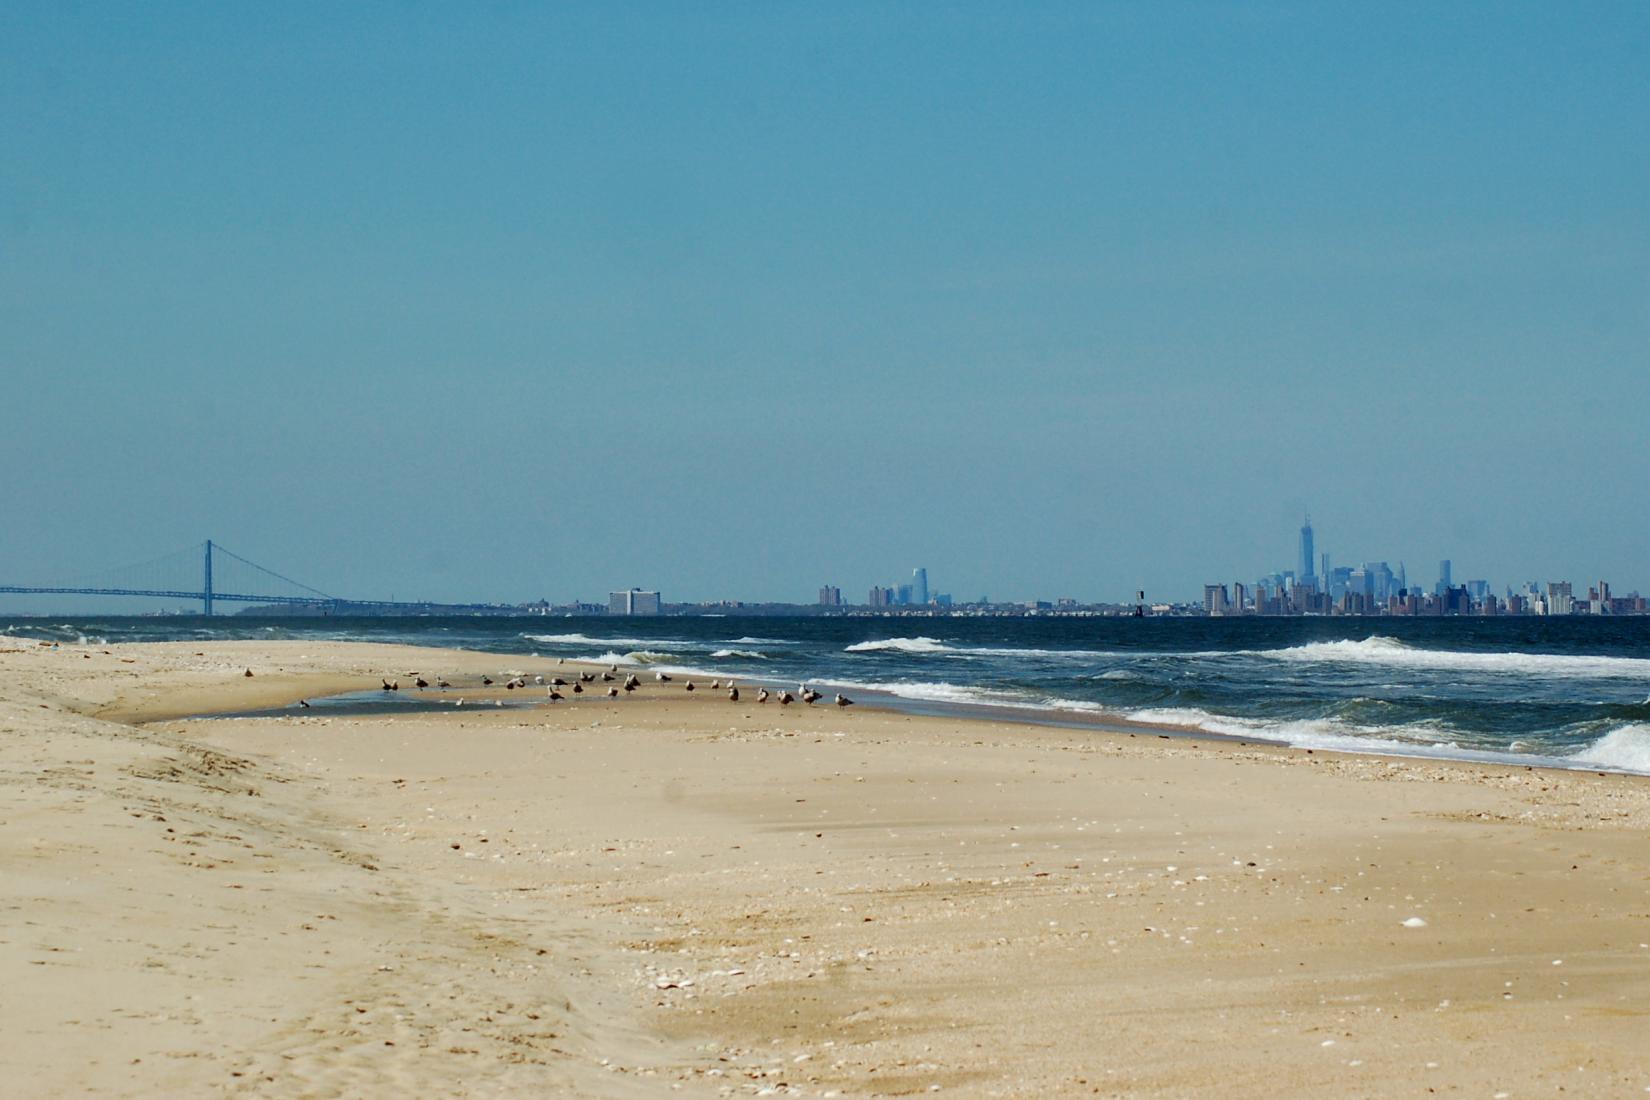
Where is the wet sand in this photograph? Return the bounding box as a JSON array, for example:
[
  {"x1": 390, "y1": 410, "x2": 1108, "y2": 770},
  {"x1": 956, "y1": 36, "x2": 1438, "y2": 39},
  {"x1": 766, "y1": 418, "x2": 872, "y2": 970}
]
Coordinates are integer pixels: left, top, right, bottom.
[{"x1": 3, "y1": 639, "x2": 1648, "y2": 1097}]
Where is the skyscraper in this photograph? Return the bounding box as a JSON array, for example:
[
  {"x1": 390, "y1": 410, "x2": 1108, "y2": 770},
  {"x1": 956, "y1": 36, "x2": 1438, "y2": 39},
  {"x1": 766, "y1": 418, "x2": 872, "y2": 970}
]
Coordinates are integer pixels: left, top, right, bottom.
[
  {"x1": 912, "y1": 567, "x2": 929, "y2": 605},
  {"x1": 1299, "y1": 517, "x2": 1315, "y2": 584}
]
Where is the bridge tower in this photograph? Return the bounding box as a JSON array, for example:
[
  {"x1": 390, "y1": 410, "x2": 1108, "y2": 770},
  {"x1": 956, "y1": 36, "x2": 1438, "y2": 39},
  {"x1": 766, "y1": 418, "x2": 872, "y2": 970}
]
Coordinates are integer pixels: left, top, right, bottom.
[{"x1": 203, "y1": 539, "x2": 214, "y2": 616}]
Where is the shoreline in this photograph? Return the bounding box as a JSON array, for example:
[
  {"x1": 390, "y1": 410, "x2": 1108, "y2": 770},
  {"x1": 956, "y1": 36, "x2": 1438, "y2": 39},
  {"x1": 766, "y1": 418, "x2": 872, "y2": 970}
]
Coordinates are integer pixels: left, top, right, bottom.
[
  {"x1": 115, "y1": 640, "x2": 1648, "y2": 782},
  {"x1": 10, "y1": 619, "x2": 1649, "y2": 779},
  {"x1": 5, "y1": 639, "x2": 1650, "y2": 1097}
]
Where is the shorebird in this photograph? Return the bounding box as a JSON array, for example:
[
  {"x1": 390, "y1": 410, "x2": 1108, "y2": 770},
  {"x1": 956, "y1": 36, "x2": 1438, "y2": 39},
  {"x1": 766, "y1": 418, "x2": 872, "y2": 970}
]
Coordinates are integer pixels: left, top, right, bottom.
[
  {"x1": 656, "y1": 672, "x2": 672, "y2": 682},
  {"x1": 572, "y1": 681, "x2": 583, "y2": 694},
  {"x1": 835, "y1": 693, "x2": 854, "y2": 708},
  {"x1": 455, "y1": 698, "x2": 464, "y2": 707},
  {"x1": 728, "y1": 685, "x2": 740, "y2": 702},
  {"x1": 778, "y1": 691, "x2": 794, "y2": 706},
  {"x1": 623, "y1": 674, "x2": 640, "y2": 690},
  {"x1": 550, "y1": 677, "x2": 567, "y2": 686},
  {"x1": 710, "y1": 680, "x2": 720, "y2": 690},
  {"x1": 601, "y1": 672, "x2": 616, "y2": 682},
  {"x1": 437, "y1": 677, "x2": 451, "y2": 689},
  {"x1": 757, "y1": 688, "x2": 769, "y2": 703},
  {"x1": 534, "y1": 675, "x2": 544, "y2": 685},
  {"x1": 685, "y1": 681, "x2": 696, "y2": 692},
  {"x1": 415, "y1": 676, "x2": 429, "y2": 689},
  {"x1": 382, "y1": 678, "x2": 399, "y2": 691},
  {"x1": 298, "y1": 699, "x2": 311, "y2": 708},
  {"x1": 802, "y1": 689, "x2": 821, "y2": 704},
  {"x1": 579, "y1": 672, "x2": 595, "y2": 683},
  {"x1": 607, "y1": 687, "x2": 620, "y2": 698},
  {"x1": 482, "y1": 676, "x2": 494, "y2": 686},
  {"x1": 547, "y1": 689, "x2": 564, "y2": 702},
  {"x1": 243, "y1": 668, "x2": 254, "y2": 678}
]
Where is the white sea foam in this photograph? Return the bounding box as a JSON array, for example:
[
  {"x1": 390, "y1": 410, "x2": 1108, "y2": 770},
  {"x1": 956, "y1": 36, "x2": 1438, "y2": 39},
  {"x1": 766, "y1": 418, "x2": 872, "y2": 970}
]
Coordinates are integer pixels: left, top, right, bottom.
[
  {"x1": 1569, "y1": 724, "x2": 1650, "y2": 773},
  {"x1": 710, "y1": 649, "x2": 768, "y2": 659},
  {"x1": 1257, "y1": 636, "x2": 1650, "y2": 679},
  {"x1": 844, "y1": 637, "x2": 958, "y2": 654},
  {"x1": 844, "y1": 636, "x2": 1126, "y2": 661},
  {"x1": 523, "y1": 633, "x2": 701, "y2": 651},
  {"x1": 814, "y1": 678, "x2": 1107, "y2": 714},
  {"x1": 1124, "y1": 706, "x2": 1650, "y2": 775}
]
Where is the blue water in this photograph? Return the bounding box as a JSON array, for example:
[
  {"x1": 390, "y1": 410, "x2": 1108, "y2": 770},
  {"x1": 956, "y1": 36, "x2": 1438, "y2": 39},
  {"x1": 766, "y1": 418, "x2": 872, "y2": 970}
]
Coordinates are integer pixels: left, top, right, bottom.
[{"x1": 7, "y1": 615, "x2": 1650, "y2": 774}]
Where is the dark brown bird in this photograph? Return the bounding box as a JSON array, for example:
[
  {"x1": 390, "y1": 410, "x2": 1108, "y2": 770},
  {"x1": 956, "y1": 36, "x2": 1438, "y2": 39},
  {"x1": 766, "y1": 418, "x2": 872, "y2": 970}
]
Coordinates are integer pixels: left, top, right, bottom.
[
  {"x1": 602, "y1": 672, "x2": 616, "y2": 682},
  {"x1": 607, "y1": 686, "x2": 620, "y2": 698},
  {"x1": 757, "y1": 688, "x2": 769, "y2": 703},
  {"x1": 835, "y1": 693, "x2": 854, "y2": 708},
  {"x1": 482, "y1": 676, "x2": 494, "y2": 686},
  {"x1": 802, "y1": 689, "x2": 822, "y2": 704},
  {"x1": 382, "y1": 678, "x2": 399, "y2": 691},
  {"x1": 685, "y1": 681, "x2": 696, "y2": 692},
  {"x1": 243, "y1": 668, "x2": 254, "y2": 678},
  {"x1": 572, "y1": 682, "x2": 583, "y2": 694},
  {"x1": 655, "y1": 672, "x2": 672, "y2": 682},
  {"x1": 728, "y1": 685, "x2": 740, "y2": 702},
  {"x1": 416, "y1": 677, "x2": 429, "y2": 689},
  {"x1": 547, "y1": 689, "x2": 564, "y2": 702},
  {"x1": 298, "y1": 699, "x2": 311, "y2": 708},
  {"x1": 778, "y1": 691, "x2": 794, "y2": 706}
]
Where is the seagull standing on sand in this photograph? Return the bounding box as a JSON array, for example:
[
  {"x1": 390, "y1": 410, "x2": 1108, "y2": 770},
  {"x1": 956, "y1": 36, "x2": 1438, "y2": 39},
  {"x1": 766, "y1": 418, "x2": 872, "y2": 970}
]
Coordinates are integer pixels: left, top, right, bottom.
[
  {"x1": 298, "y1": 699, "x2": 311, "y2": 709},
  {"x1": 727, "y1": 685, "x2": 740, "y2": 702},
  {"x1": 656, "y1": 672, "x2": 672, "y2": 682},
  {"x1": 382, "y1": 678, "x2": 399, "y2": 691},
  {"x1": 572, "y1": 682, "x2": 583, "y2": 694},
  {"x1": 802, "y1": 689, "x2": 822, "y2": 705},
  {"x1": 607, "y1": 687, "x2": 620, "y2": 698},
  {"x1": 757, "y1": 688, "x2": 769, "y2": 704},
  {"x1": 835, "y1": 693, "x2": 854, "y2": 708},
  {"x1": 416, "y1": 676, "x2": 429, "y2": 689},
  {"x1": 685, "y1": 681, "x2": 696, "y2": 692},
  {"x1": 547, "y1": 689, "x2": 564, "y2": 702},
  {"x1": 778, "y1": 691, "x2": 794, "y2": 706}
]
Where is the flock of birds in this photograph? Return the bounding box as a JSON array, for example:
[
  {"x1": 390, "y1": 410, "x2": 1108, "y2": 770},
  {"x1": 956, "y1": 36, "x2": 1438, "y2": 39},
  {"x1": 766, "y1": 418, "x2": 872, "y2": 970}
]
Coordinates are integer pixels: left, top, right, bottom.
[{"x1": 367, "y1": 662, "x2": 856, "y2": 709}]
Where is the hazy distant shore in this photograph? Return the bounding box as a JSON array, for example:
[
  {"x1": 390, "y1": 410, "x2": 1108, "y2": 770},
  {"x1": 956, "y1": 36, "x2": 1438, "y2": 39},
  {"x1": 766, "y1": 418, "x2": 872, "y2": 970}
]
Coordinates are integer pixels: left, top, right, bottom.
[{"x1": 4, "y1": 638, "x2": 1649, "y2": 1097}]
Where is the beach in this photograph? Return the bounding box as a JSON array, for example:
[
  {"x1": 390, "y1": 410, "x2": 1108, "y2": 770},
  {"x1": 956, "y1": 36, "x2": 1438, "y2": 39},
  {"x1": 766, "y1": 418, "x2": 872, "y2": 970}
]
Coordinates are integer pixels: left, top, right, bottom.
[{"x1": 3, "y1": 639, "x2": 1648, "y2": 1098}]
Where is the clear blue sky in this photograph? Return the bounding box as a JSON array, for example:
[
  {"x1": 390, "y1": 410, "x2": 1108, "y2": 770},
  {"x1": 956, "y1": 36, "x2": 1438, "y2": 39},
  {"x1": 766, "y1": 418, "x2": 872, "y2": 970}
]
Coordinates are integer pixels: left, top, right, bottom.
[{"x1": 2, "y1": 3, "x2": 1646, "y2": 607}]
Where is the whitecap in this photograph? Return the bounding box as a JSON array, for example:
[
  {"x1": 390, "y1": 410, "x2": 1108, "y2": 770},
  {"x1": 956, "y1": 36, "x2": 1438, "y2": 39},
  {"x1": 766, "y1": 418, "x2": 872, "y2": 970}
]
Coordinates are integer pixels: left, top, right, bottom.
[{"x1": 1256, "y1": 636, "x2": 1650, "y2": 679}]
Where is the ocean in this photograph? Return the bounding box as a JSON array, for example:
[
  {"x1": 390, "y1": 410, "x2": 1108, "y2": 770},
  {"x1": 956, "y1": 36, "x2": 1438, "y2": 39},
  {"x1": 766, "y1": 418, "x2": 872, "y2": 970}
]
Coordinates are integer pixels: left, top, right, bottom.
[{"x1": 7, "y1": 614, "x2": 1650, "y2": 775}]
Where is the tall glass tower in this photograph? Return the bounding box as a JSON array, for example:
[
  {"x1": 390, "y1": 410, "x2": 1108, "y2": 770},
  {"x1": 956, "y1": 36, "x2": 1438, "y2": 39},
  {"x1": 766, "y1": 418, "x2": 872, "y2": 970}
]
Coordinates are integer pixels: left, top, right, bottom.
[
  {"x1": 1298, "y1": 517, "x2": 1315, "y2": 584},
  {"x1": 912, "y1": 567, "x2": 929, "y2": 605}
]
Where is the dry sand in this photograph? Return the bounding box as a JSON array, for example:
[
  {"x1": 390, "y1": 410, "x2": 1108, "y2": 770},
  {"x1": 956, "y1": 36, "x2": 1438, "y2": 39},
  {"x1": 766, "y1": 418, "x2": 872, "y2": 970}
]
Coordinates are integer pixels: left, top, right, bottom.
[{"x1": 3, "y1": 638, "x2": 1648, "y2": 1098}]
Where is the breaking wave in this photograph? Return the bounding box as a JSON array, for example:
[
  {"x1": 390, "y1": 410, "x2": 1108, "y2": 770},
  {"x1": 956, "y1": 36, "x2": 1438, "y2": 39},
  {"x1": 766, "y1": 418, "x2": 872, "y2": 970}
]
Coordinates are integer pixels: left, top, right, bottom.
[{"x1": 1258, "y1": 636, "x2": 1650, "y2": 679}]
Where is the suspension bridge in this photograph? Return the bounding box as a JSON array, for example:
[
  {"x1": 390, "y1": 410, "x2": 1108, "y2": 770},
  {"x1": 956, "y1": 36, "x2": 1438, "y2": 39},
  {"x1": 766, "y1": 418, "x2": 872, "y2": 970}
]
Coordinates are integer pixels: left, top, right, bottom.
[{"x1": 0, "y1": 540, "x2": 455, "y2": 615}]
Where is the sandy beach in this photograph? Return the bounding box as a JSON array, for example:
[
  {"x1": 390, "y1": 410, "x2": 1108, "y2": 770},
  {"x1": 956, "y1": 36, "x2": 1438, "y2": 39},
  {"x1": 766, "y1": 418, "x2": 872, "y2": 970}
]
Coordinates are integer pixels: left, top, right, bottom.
[{"x1": 3, "y1": 638, "x2": 1648, "y2": 1098}]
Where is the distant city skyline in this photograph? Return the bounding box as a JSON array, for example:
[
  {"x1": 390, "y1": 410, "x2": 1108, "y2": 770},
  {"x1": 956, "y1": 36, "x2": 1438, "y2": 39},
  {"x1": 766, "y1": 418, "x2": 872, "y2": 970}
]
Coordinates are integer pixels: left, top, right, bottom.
[{"x1": 1202, "y1": 516, "x2": 1643, "y2": 616}]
